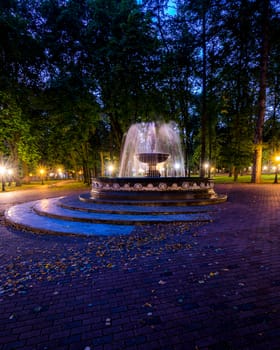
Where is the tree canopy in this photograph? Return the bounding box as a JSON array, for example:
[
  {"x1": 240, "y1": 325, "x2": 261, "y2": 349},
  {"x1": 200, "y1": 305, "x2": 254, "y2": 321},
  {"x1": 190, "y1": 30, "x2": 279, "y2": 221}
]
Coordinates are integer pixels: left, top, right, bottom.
[{"x1": 1, "y1": 0, "x2": 280, "y2": 182}]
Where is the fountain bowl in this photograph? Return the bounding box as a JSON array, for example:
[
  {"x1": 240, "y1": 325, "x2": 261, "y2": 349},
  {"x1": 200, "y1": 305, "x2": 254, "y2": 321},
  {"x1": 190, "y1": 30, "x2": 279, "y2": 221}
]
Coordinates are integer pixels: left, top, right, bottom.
[
  {"x1": 137, "y1": 152, "x2": 169, "y2": 164},
  {"x1": 90, "y1": 176, "x2": 227, "y2": 205}
]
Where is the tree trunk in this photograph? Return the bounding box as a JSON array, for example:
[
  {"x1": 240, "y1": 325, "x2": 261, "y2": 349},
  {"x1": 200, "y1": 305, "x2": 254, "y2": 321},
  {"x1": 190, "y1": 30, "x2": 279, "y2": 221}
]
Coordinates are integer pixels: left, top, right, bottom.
[
  {"x1": 234, "y1": 167, "x2": 239, "y2": 182},
  {"x1": 200, "y1": 3, "x2": 207, "y2": 177},
  {"x1": 251, "y1": 0, "x2": 269, "y2": 183},
  {"x1": 100, "y1": 151, "x2": 105, "y2": 177}
]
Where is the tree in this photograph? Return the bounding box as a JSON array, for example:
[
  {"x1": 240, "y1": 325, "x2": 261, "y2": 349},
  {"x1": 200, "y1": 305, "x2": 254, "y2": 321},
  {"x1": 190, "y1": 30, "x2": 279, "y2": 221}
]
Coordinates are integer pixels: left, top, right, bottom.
[
  {"x1": 0, "y1": 92, "x2": 40, "y2": 180},
  {"x1": 251, "y1": 0, "x2": 270, "y2": 183},
  {"x1": 86, "y1": 0, "x2": 160, "y2": 149}
]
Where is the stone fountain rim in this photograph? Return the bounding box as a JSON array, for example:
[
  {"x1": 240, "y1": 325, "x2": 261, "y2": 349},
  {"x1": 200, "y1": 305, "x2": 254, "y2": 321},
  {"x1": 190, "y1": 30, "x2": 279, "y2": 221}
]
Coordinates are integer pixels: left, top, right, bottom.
[
  {"x1": 93, "y1": 176, "x2": 214, "y2": 183},
  {"x1": 91, "y1": 176, "x2": 215, "y2": 192},
  {"x1": 90, "y1": 177, "x2": 226, "y2": 205}
]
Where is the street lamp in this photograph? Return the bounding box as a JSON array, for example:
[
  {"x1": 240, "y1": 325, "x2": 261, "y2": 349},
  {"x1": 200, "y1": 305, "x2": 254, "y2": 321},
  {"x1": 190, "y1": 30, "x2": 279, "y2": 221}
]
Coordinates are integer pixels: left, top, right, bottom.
[
  {"x1": 0, "y1": 166, "x2": 6, "y2": 191},
  {"x1": 204, "y1": 162, "x2": 209, "y2": 177},
  {"x1": 274, "y1": 156, "x2": 280, "y2": 184},
  {"x1": 107, "y1": 164, "x2": 114, "y2": 177},
  {"x1": 174, "y1": 162, "x2": 180, "y2": 177},
  {"x1": 57, "y1": 168, "x2": 63, "y2": 178},
  {"x1": 39, "y1": 168, "x2": 45, "y2": 185}
]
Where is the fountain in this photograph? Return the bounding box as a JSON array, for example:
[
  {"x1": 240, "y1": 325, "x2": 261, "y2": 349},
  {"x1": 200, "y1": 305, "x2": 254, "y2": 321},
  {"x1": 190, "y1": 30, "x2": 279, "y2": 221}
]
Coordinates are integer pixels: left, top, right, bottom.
[
  {"x1": 90, "y1": 121, "x2": 226, "y2": 205},
  {"x1": 118, "y1": 122, "x2": 185, "y2": 177}
]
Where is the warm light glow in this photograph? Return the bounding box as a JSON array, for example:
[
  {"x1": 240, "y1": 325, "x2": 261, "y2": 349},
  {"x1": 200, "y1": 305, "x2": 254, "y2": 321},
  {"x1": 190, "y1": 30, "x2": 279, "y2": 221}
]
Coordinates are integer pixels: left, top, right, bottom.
[
  {"x1": 7, "y1": 169, "x2": 13, "y2": 176},
  {"x1": 107, "y1": 164, "x2": 114, "y2": 175},
  {"x1": 39, "y1": 169, "x2": 45, "y2": 175},
  {"x1": 275, "y1": 156, "x2": 280, "y2": 163},
  {"x1": 0, "y1": 166, "x2": 6, "y2": 175},
  {"x1": 204, "y1": 162, "x2": 209, "y2": 169}
]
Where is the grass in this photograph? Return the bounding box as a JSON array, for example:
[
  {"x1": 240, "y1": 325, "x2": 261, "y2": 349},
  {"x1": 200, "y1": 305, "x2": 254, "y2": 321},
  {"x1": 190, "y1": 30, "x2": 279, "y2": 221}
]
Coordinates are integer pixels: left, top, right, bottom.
[
  {"x1": 213, "y1": 174, "x2": 277, "y2": 184},
  {"x1": 1, "y1": 179, "x2": 89, "y2": 192}
]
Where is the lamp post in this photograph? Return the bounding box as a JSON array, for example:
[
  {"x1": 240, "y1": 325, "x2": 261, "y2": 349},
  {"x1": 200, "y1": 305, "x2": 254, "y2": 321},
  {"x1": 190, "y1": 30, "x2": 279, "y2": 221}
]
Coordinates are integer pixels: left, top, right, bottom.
[
  {"x1": 39, "y1": 169, "x2": 45, "y2": 185},
  {"x1": 204, "y1": 162, "x2": 209, "y2": 178},
  {"x1": 274, "y1": 156, "x2": 280, "y2": 184},
  {"x1": 0, "y1": 166, "x2": 6, "y2": 191},
  {"x1": 57, "y1": 168, "x2": 63, "y2": 179},
  {"x1": 174, "y1": 163, "x2": 180, "y2": 177},
  {"x1": 107, "y1": 164, "x2": 114, "y2": 177}
]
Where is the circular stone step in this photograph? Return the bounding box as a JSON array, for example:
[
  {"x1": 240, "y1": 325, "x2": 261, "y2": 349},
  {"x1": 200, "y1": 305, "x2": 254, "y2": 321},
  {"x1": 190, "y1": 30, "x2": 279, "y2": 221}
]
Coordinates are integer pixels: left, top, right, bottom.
[
  {"x1": 5, "y1": 200, "x2": 134, "y2": 237},
  {"x1": 32, "y1": 198, "x2": 212, "y2": 224},
  {"x1": 60, "y1": 195, "x2": 215, "y2": 214},
  {"x1": 4, "y1": 195, "x2": 214, "y2": 237},
  {"x1": 81, "y1": 192, "x2": 227, "y2": 207}
]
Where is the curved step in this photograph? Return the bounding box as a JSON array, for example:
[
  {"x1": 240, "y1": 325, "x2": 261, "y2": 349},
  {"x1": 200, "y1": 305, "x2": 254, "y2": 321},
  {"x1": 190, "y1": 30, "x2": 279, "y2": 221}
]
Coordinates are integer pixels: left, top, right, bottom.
[
  {"x1": 80, "y1": 192, "x2": 227, "y2": 207},
  {"x1": 33, "y1": 198, "x2": 212, "y2": 224},
  {"x1": 60, "y1": 195, "x2": 215, "y2": 214},
  {"x1": 5, "y1": 200, "x2": 134, "y2": 237},
  {"x1": 5, "y1": 195, "x2": 213, "y2": 237}
]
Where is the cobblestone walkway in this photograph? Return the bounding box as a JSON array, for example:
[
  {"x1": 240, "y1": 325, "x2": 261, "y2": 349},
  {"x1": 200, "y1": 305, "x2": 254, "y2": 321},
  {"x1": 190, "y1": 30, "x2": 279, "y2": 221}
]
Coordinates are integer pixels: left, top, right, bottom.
[{"x1": 0, "y1": 184, "x2": 279, "y2": 350}]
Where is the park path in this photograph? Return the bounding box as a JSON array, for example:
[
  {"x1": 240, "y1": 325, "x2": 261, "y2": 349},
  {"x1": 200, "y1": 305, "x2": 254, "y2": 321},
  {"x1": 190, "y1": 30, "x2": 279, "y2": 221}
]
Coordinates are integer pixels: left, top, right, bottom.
[
  {"x1": 0, "y1": 183, "x2": 85, "y2": 212},
  {"x1": 0, "y1": 183, "x2": 279, "y2": 350}
]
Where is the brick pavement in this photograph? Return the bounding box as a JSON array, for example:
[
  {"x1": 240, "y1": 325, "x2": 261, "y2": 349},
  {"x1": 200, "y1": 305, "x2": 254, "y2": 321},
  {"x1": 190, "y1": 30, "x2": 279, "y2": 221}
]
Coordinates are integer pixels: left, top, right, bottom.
[{"x1": 0, "y1": 183, "x2": 280, "y2": 350}]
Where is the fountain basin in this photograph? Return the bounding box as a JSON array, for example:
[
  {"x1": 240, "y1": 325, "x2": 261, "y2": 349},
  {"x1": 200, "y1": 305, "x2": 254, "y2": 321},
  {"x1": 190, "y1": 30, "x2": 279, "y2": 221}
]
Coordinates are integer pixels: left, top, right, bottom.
[{"x1": 90, "y1": 177, "x2": 227, "y2": 205}]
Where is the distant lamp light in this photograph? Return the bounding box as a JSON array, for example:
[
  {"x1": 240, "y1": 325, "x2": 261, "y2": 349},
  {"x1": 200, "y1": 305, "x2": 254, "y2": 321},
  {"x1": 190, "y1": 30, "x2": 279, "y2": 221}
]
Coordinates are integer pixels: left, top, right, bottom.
[
  {"x1": 174, "y1": 162, "x2": 180, "y2": 176},
  {"x1": 274, "y1": 156, "x2": 280, "y2": 183},
  {"x1": 203, "y1": 162, "x2": 209, "y2": 177},
  {"x1": 39, "y1": 168, "x2": 45, "y2": 185},
  {"x1": 0, "y1": 166, "x2": 7, "y2": 191},
  {"x1": 107, "y1": 164, "x2": 114, "y2": 176},
  {"x1": 57, "y1": 168, "x2": 63, "y2": 178},
  {"x1": 0, "y1": 166, "x2": 6, "y2": 175}
]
